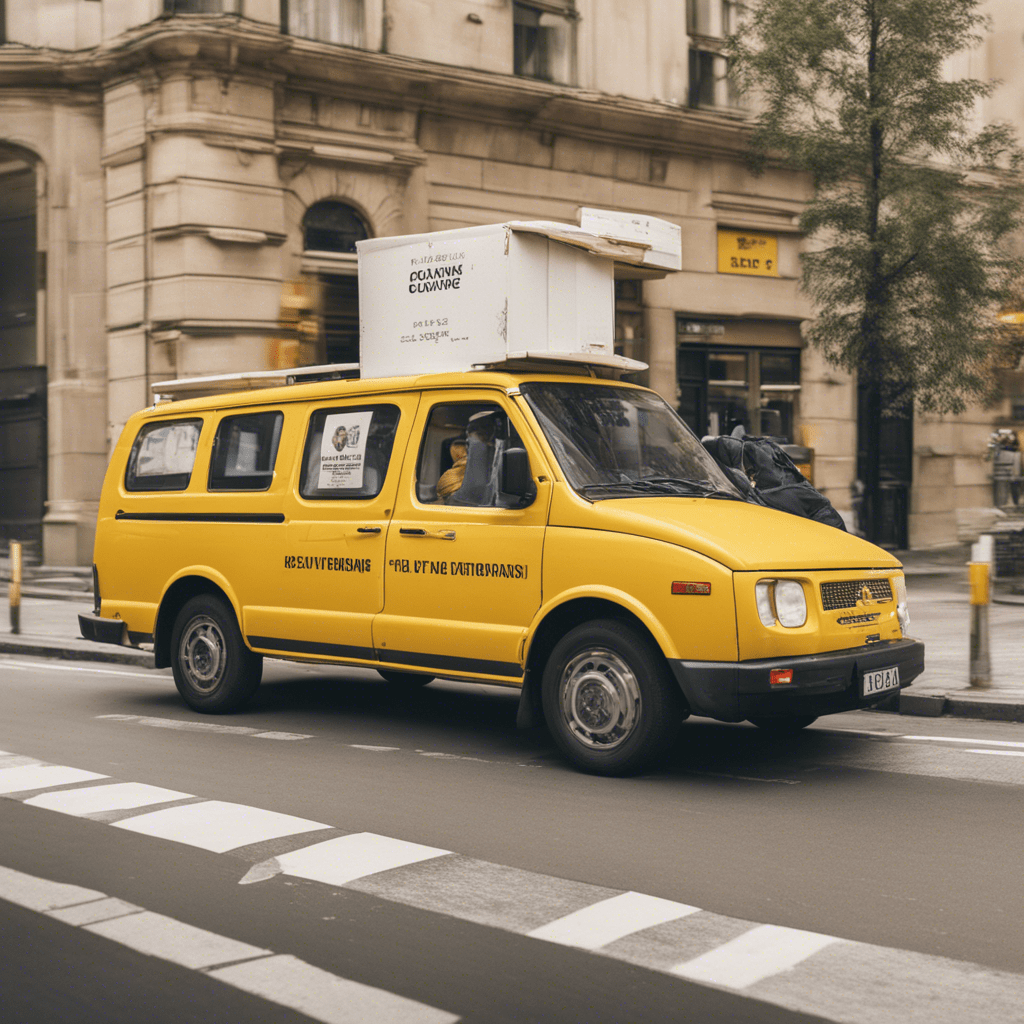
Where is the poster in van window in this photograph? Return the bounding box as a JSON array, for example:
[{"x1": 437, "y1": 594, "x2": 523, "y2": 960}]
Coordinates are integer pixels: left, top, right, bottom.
[
  {"x1": 137, "y1": 422, "x2": 200, "y2": 477},
  {"x1": 317, "y1": 411, "x2": 373, "y2": 490}
]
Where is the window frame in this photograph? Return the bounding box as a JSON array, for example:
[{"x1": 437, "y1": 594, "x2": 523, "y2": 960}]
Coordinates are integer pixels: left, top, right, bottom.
[
  {"x1": 281, "y1": 0, "x2": 365, "y2": 47},
  {"x1": 207, "y1": 410, "x2": 285, "y2": 493},
  {"x1": 124, "y1": 418, "x2": 204, "y2": 493},
  {"x1": 298, "y1": 403, "x2": 401, "y2": 501},
  {"x1": 512, "y1": 0, "x2": 577, "y2": 85}
]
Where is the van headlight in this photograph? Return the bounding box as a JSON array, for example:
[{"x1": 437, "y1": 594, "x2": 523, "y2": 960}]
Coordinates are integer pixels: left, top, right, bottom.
[
  {"x1": 894, "y1": 574, "x2": 910, "y2": 636},
  {"x1": 755, "y1": 579, "x2": 807, "y2": 628}
]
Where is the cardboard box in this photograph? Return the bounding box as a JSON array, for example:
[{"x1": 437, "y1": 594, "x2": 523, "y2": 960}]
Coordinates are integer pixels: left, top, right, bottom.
[{"x1": 357, "y1": 211, "x2": 680, "y2": 380}]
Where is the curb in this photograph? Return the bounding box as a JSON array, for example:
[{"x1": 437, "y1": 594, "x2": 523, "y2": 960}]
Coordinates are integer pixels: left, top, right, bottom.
[
  {"x1": 873, "y1": 689, "x2": 1024, "y2": 724},
  {"x1": 0, "y1": 637, "x2": 155, "y2": 669}
]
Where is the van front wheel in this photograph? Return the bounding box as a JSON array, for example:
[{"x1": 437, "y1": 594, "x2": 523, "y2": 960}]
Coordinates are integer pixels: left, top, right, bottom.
[
  {"x1": 170, "y1": 595, "x2": 262, "y2": 713},
  {"x1": 541, "y1": 620, "x2": 682, "y2": 776}
]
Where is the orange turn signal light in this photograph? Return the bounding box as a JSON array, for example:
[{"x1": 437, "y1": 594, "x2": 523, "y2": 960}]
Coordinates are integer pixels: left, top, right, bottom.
[
  {"x1": 672, "y1": 582, "x2": 712, "y2": 595},
  {"x1": 770, "y1": 669, "x2": 794, "y2": 686}
]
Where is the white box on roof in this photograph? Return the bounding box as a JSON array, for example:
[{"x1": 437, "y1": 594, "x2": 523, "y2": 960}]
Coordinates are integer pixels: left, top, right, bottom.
[{"x1": 356, "y1": 210, "x2": 681, "y2": 380}]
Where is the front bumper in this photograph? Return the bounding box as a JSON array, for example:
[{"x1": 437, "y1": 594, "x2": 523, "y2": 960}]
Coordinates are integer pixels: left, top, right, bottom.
[{"x1": 668, "y1": 637, "x2": 925, "y2": 722}]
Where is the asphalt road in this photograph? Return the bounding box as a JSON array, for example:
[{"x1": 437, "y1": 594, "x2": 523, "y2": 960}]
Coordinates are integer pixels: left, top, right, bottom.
[{"x1": 2, "y1": 655, "x2": 1024, "y2": 1024}]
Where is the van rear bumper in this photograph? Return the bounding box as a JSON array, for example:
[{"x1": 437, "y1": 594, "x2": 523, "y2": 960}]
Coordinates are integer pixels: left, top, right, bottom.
[
  {"x1": 668, "y1": 637, "x2": 925, "y2": 723},
  {"x1": 78, "y1": 613, "x2": 152, "y2": 648}
]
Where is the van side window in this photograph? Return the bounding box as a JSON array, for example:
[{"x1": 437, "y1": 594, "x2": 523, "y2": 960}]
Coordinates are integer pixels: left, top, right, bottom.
[
  {"x1": 209, "y1": 412, "x2": 284, "y2": 492},
  {"x1": 416, "y1": 402, "x2": 528, "y2": 507},
  {"x1": 125, "y1": 418, "x2": 203, "y2": 492},
  {"x1": 299, "y1": 404, "x2": 400, "y2": 500}
]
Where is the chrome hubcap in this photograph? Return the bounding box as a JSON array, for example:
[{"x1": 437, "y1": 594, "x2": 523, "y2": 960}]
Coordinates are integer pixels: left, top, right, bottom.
[
  {"x1": 180, "y1": 615, "x2": 226, "y2": 693},
  {"x1": 560, "y1": 648, "x2": 641, "y2": 750}
]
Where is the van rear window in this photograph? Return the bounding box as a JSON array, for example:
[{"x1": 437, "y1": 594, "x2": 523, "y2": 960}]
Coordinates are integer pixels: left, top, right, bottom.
[
  {"x1": 209, "y1": 412, "x2": 284, "y2": 491},
  {"x1": 299, "y1": 405, "x2": 400, "y2": 500},
  {"x1": 125, "y1": 419, "x2": 203, "y2": 492}
]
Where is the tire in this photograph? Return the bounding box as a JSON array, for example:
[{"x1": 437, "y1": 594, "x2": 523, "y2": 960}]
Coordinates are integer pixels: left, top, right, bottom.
[
  {"x1": 541, "y1": 619, "x2": 683, "y2": 776},
  {"x1": 748, "y1": 715, "x2": 818, "y2": 734},
  {"x1": 170, "y1": 594, "x2": 262, "y2": 713},
  {"x1": 378, "y1": 670, "x2": 435, "y2": 687}
]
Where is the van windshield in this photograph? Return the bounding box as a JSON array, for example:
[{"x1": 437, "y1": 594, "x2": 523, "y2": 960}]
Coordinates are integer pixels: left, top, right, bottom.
[{"x1": 520, "y1": 382, "x2": 742, "y2": 500}]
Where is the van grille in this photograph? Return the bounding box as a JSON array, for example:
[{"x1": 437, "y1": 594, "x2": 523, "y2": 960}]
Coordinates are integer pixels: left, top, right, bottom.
[{"x1": 820, "y1": 579, "x2": 893, "y2": 611}]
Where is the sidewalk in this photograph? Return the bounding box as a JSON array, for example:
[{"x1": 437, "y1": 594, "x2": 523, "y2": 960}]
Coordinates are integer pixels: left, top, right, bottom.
[{"x1": 1, "y1": 551, "x2": 1023, "y2": 721}]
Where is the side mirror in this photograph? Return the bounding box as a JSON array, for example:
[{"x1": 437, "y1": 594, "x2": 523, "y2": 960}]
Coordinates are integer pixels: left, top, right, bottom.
[{"x1": 500, "y1": 447, "x2": 533, "y2": 503}]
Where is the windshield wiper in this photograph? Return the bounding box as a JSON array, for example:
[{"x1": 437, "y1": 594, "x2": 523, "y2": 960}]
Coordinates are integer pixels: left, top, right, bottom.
[{"x1": 636, "y1": 477, "x2": 746, "y2": 501}]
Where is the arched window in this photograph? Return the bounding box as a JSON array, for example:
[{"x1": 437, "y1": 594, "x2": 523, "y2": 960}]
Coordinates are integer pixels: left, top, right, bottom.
[{"x1": 302, "y1": 201, "x2": 370, "y2": 254}]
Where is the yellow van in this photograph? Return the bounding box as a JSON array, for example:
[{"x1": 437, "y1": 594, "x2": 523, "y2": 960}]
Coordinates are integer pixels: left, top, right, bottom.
[{"x1": 80, "y1": 367, "x2": 922, "y2": 775}]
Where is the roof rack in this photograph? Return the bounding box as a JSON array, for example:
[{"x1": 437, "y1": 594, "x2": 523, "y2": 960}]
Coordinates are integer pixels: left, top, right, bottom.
[{"x1": 151, "y1": 363, "x2": 359, "y2": 401}]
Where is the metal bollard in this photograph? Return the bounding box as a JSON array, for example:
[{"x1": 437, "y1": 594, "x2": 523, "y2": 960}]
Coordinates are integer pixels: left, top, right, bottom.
[
  {"x1": 968, "y1": 560, "x2": 990, "y2": 688},
  {"x1": 9, "y1": 540, "x2": 22, "y2": 635}
]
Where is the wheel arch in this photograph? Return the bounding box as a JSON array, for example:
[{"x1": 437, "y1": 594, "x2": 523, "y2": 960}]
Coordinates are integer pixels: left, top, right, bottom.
[
  {"x1": 153, "y1": 569, "x2": 241, "y2": 669},
  {"x1": 518, "y1": 591, "x2": 681, "y2": 728}
]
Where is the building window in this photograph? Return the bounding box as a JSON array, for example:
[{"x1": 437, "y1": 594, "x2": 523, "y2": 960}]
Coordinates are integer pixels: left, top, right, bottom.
[
  {"x1": 303, "y1": 201, "x2": 369, "y2": 254},
  {"x1": 677, "y1": 323, "x2": 801, "y2": 441},
  {"x1": 513, "y1": 1, "x2": 575, "y2": 84},
  {"x1": 687, "y1": 0, "x2": 742, "y2": 109},
  {"x1": 283, "y1": 0, "x2": 363, "y2": 46},
  {"x1": 614, "y1": 280, "x2": 645, "y2": 365},
  {"x1": 163, "y1": 0, "x2": 240, "y2": 13}
]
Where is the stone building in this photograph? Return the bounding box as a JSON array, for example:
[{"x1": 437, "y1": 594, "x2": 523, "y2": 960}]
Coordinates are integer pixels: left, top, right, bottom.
[{"x1": 0, "y1": 0, "x2": 1021, "y2": 563}]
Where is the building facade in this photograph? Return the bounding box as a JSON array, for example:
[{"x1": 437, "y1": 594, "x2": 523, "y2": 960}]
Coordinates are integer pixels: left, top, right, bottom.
[{"x1": 0, "y1": 0, "x2": 1021, "y2": 563}]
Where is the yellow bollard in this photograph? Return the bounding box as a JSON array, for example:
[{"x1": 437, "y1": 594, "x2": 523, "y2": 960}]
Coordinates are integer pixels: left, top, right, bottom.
[
  {"x1": 968, "y1": 561, "x2": 990, "y2": 688},
  {"x1": 9, "y1": 540, "x2": 22, "y2": 635}
]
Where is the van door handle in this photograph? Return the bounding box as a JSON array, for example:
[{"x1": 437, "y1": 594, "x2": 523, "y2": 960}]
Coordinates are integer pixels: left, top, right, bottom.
[
  {"x1": 357, "y1": 527, "x2": 381, "y2": 534},
  {"x1": 400, "y1": 528, "x2": 456, "y2": 540}
]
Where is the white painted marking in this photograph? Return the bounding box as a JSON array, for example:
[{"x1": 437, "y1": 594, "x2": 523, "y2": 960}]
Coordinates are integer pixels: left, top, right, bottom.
[
  {"x1": 277, "y1": 833, "x2": 451, "y2": 886},
  {"x1": 902, "y1": 735, "x2": 1024, "y2": 749},
  {"x1": 0, "y1": 660, "x2": 160, "y2": 680},
  {"x1": 25, "y1": 782, "x2": 193, "y2": 816},
  {"x1": 0, "y1": 864, "x2": 459, "y2": 1024},
  {"x1": 673, "y1": 924, "x2": 841, "y2": 989},
  {"x1": 112, "y1": 801, "x2": 329, "y2": 853},
  {"x1": 210, "y1": 955, "x2": 460, "y2": 1024},
  {"x1": 49, "y1": 897, "x2": 141, "y2": 926},
  {"x1": 528, "y1": 891, "x2": 700, "y2": 950},
  {"x1": 350, "y1": 744, "x2": 401, "y2": 752},
  {"x1": 87, "y1": 911, "x2": 273, "y2": 969},
  {"x1": 0, "y1": 864, "x2": 105, "y2": 911},
  {"x1": 963, "y1": 748, "x2": 1024, "y2": 758},
  {"x1": 95, "y1": 714, "x2": 312, "y2": 740},
  {"x1": 0, "y1": 764, "x2": 107, "y2": 794}
]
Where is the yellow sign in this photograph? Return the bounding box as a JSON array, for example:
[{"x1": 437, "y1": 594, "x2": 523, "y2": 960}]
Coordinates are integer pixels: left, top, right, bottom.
[{"x1": 717, "y1": 230, "x2": 779, "y2": 277}]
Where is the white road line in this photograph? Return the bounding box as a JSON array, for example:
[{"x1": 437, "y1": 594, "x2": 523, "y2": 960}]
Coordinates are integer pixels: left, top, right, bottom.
[
  {"x1": 87, "y1": 911, "x2": 273, "y2": 969},
  {"x1": 0, "y1": 863, "x2": 105, "y2": 911},
  {"x1": 0, "y1": 659, "x2": 160, "y2": 680},
  {"x1": 112, "y1": 801, "x2": 330, "y2": 853},
  {"x1": 350, "y1": 744, "x2": 401, "y2": 752},
  {"x1": 902, "y1": 735, "x2": 1024, "y2": 749},
  {"x1": 672, "y1": 924, "x2": 841, "y2": 989},
  {"x1": 963, "y1": 748, "x2": 1024, "y2": 758},
  {"x1": 528, "y1": 891, "x2": 700, "y2": 950},
  {"x1": 211, "y1": 955, "x2": 460, "y2": 1024},
  {"x1": 96, "y1": 714, "x2": 311, "y2": 741},
  {"x1": 276, "y1": 833, "x2": 451, "y2": 886},
  {"x1": 25, "y1": 782, "x2": 194, "y2": 816},
  {"x1": 0, "y1": 764, "x2": 108, "y2": 794},
  {"x1": 0, "y1": 864, "x2": 459, "y2": 1024}
]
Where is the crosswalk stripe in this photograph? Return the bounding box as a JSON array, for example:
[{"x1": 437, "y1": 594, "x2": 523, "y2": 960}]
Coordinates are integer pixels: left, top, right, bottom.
[
  {"x1": 276, "y1": 833, "x2": 452, "y2": 886},
  {"x1": 964, "y1": 748, "x2": 1024, "y2": 757},
  {"x1": 528, "y1": 891, "x2": 700, "y2": 950},
  {"x1": 0, "y1": 864, "x2": 460, "y2": 1024},
  {"x1": 0, "y1": 764, "x2": 108, "y2": 794},
  {"x1": 95, "y1": 714, "x2": 311, "y2": 741},
  {"x1": 87, "y1": 910, "x2": 273, "y2": 969},
  {"x1": 111, "y1": 800, "x2": 329, "y2": 853},
  {"x1": 25, "y1": 782, "x2": 194, "y2": 816},
  {"x1": 210, "y1": 955, "x2": 460, "y2": 1024},
  {"x1": 672, "y1": 924, "x2": 841, "y2": 988}
]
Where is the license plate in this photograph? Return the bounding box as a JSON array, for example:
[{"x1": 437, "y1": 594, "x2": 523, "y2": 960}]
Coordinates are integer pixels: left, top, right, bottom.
[{"x1": 862, "y1": 666, "x2": 900, "y2": 697}]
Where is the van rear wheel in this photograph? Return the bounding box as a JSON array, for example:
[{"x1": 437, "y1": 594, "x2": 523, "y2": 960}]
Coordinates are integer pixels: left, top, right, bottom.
[
  {"x1": 170, "y1": 595, "x2": 262, "y2": 713},
  {"x1": 541, "y1": 619, "x2": 682, "y2": 776}
]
